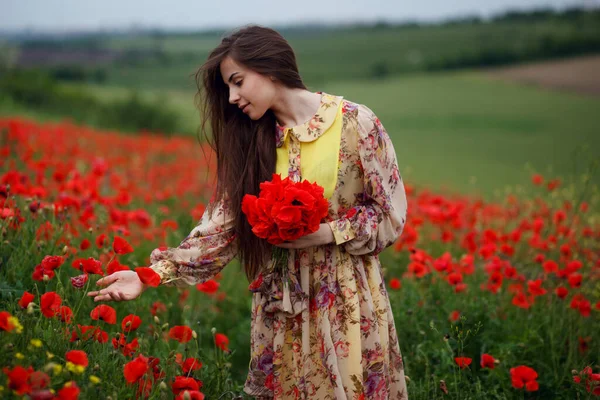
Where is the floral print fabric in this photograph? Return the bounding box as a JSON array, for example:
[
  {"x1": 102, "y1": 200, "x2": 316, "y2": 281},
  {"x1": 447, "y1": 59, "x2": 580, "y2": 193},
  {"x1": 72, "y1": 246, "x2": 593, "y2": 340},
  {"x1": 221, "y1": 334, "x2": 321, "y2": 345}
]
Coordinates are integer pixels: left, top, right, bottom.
[{"x1": 149, "y1": 92, "x2": 409, "y2": 399}]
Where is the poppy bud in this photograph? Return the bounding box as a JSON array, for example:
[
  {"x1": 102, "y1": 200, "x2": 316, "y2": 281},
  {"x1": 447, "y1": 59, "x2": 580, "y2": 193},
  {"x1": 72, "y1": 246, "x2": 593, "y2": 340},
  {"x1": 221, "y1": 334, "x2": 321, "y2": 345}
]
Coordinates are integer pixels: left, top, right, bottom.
[{"x1": 154, "y1": 316, "x2": 160, "y2": 324}]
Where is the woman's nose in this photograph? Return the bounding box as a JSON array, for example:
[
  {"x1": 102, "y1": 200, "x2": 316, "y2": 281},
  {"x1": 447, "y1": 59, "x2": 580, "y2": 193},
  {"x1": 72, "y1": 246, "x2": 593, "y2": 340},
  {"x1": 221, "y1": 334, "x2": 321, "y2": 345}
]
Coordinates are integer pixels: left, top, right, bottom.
[{"x1": 229, "y1": 90, "x2": 240, "y2": 105}]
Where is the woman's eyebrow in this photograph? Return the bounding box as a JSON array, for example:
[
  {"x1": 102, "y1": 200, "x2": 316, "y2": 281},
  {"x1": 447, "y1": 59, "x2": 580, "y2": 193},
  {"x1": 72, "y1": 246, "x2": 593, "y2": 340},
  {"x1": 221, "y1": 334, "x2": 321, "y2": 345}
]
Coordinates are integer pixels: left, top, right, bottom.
[{"x1": 228, "y1": 72, "x2": 239, "y2": 83}]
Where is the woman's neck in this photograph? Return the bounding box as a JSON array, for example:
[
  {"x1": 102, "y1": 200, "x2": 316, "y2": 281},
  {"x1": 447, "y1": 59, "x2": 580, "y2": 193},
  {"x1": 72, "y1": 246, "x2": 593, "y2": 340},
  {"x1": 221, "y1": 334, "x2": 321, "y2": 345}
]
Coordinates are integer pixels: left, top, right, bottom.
[{"x1": 271, "y1": 88, "x2": 322, "y2": 129}]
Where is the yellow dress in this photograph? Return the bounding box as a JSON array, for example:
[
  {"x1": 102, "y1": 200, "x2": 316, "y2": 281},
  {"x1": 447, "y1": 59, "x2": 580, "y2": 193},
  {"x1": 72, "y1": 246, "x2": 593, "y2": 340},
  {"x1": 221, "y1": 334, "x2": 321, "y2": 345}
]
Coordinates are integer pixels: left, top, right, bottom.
[{"x1": 149, "y1": 92, "x2": 409, "y2": 399}]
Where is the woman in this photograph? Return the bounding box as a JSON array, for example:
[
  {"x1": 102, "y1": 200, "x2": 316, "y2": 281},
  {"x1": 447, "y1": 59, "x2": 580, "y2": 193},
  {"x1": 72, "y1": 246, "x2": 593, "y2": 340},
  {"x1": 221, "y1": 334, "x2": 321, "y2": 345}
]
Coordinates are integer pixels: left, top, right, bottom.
[{"x1": 87, "y1": 25, "x2": 409, "y2": 399}]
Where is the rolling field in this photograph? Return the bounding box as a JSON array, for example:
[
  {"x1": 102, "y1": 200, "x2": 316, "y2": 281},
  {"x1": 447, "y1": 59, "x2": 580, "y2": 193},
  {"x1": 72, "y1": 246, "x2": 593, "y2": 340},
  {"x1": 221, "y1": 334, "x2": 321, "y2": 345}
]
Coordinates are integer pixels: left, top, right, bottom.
[{"x1": 49, "y1": 66, "x2": 600, "y2": 201}]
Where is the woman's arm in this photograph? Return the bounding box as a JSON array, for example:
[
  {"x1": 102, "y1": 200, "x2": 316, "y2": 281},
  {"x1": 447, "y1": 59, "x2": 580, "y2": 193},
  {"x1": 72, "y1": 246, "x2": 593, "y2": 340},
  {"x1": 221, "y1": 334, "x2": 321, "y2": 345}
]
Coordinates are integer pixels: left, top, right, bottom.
[
  {"x1": 327, "y1": 104, "x2": 408, "y2": 256},
  {"x1": 148, "y1": 195, "x2": 239, "y2": 287}
]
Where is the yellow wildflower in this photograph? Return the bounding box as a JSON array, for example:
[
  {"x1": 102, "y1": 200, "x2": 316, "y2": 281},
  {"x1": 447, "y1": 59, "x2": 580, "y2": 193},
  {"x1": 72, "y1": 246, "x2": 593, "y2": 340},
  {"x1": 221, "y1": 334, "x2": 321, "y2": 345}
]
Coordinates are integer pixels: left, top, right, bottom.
[
  {"x1": 89, "y1": 375, "x2": 101, "y2": 384},
  {"x1": 42, "y1": 362, "x2": 63, "y2": 376},
  {"x1": 15, "y1": 353, "x2": 24, "y2": 359},
  {"x1": 30, "y1": 339, "x2": 43, "y2": 348},
  {"x1": 7, "y1": 316, "x2": 23, "y2": 334},
  {"x1": 66, "y1": 361, "x2": 85, "y2": 374}
]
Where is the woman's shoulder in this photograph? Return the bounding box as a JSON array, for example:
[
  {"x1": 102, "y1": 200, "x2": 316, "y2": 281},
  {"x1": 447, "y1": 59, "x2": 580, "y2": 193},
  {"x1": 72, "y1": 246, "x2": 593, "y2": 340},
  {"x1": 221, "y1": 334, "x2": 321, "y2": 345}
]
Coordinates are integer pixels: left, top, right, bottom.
[{"x1": 339, "y1": 97, "x2": 379, "y2": 130}]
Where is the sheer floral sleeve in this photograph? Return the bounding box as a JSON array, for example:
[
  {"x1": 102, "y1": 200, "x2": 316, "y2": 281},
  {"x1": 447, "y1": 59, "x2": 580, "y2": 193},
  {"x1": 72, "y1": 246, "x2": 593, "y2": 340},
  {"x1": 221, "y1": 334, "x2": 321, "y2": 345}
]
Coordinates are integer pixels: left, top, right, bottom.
[
  {"x1": 327, "y1": 104, "x2": 408, "y2": 256},
  {"x1": 148, "y1": 195, "x2": 239, "y2": 287}
]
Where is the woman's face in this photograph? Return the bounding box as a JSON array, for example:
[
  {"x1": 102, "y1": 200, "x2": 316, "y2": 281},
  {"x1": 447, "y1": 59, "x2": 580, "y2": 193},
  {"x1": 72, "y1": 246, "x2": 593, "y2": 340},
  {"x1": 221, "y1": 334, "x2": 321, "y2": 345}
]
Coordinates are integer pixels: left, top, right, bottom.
[{"x1": 219, "y1": 55, "x2": 277, "y2": 120}]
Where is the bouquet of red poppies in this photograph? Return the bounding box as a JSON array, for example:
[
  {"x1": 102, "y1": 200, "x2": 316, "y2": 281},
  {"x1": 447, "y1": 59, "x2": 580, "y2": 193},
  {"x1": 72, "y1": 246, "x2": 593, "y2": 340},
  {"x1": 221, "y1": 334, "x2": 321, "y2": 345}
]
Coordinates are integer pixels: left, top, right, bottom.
[{"x1": 242, "y1": 173, "x2": 329, "y2": 286}]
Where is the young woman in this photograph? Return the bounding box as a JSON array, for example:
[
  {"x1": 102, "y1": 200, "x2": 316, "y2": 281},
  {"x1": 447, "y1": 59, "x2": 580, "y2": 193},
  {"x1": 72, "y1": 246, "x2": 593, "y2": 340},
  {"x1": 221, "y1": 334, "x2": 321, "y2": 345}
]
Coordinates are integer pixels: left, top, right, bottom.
[{"x1": 87, "y1": 25, "x2": 409, "y2": 399}]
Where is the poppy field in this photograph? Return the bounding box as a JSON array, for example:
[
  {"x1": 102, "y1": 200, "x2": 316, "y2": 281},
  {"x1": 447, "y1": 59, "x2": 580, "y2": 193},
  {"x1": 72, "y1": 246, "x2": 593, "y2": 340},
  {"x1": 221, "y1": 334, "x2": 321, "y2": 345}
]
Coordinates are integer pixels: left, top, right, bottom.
[{"x1": 0, "y1": 116, "x2": 599, "y2": 399}]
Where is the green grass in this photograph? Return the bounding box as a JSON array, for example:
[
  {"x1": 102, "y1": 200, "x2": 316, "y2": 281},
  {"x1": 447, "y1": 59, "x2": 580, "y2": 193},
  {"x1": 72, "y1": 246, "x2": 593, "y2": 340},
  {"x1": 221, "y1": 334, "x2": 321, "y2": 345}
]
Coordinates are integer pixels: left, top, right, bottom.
[
  {"x1": 48, "y1": 69, "x2": 600, "y2": 201},
  {"x1": 99, "y1": 16, "x2": 600, "y2": 90},
  {"x1": 323, "y1": 71, "x2": 600, "y2": 199}
]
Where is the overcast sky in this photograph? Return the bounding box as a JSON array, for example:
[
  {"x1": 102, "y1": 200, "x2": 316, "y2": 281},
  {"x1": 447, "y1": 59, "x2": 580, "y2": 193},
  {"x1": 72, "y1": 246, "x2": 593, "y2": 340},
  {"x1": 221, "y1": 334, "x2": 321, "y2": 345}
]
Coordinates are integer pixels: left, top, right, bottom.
[{"x1": 2, "y1": 0, "x2": 598, "y2": 33}]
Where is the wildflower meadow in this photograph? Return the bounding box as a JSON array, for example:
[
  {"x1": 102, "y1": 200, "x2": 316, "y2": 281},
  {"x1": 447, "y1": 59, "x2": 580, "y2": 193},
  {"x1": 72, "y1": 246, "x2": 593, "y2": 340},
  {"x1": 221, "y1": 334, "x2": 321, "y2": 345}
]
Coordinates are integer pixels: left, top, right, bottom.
[{"x1": 0, "y1": 116, "x2": 598, "y2": 399}]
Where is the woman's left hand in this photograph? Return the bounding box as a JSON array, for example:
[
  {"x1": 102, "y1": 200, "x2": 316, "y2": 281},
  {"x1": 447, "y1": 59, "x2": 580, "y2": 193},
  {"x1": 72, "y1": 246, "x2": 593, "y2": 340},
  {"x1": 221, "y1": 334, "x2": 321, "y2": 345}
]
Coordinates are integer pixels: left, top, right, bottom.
[{"x1": 274, "y1": 223, "x2": 334, "y2": 249}]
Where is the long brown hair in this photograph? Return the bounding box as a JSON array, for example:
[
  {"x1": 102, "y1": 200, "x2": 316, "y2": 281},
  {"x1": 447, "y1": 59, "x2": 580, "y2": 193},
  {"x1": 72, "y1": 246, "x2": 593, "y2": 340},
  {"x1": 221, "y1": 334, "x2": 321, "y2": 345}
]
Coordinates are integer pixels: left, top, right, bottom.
[{"x1": 193, "y1": 25, "x2": 307, "y2": 282}]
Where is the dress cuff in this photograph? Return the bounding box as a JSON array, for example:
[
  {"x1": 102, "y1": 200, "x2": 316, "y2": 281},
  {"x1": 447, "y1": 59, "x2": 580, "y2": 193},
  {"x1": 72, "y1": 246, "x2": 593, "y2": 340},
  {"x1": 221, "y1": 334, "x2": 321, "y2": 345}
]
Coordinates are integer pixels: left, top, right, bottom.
[
  {"x1": 327, "y1": 219, "x2": 356, "y2": 245},
  {"x1": 149, "y1": 260, "x2": 177, "y2": 286}
]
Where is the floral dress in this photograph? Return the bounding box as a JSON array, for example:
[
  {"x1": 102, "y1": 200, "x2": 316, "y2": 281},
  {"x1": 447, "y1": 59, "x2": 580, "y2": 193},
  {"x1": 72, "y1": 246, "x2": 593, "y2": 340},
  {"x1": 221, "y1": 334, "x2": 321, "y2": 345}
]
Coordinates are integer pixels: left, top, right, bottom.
[{"x1": 149, "y1": 92, "x2": 409, "y2": 399}]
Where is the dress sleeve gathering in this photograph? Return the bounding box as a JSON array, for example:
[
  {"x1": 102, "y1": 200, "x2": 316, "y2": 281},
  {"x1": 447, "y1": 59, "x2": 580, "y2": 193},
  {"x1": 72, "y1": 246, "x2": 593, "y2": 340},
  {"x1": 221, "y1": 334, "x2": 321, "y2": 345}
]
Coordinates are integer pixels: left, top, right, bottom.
[
  {"x1": 148, "y1": 195, "x2": 239, "y2": 287},
  {"x1": 327, "y1": 104, "x2": 408, "y2": 256}
]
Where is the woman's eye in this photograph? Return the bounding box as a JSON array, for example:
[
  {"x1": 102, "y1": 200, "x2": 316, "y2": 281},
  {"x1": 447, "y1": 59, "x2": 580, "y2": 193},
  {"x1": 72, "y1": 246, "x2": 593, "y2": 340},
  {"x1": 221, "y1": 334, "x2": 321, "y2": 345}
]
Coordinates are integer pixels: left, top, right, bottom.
[{"x1": 235, "y1": 81, "x2": 242, "y2": 87}]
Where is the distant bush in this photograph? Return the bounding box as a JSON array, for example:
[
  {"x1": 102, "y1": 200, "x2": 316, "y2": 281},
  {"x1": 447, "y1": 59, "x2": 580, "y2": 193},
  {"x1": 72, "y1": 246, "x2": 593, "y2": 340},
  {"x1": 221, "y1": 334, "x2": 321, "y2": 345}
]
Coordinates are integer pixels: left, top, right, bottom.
[
  {"x1": 0, "y1": 68, "x2": 182, "y2": 135},
  {"x1": 370, "y1": 61, "x2": 390, "y2": 79},
  {"x1": 47, "y1": 65, "x2": 108, "y2": 83}
]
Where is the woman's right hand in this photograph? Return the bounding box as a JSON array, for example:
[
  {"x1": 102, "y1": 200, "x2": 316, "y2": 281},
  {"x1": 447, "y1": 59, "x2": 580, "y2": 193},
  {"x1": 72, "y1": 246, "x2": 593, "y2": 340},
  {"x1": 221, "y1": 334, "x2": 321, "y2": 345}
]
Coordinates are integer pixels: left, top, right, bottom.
[{"x1": 87, "y1": 270, "x2": 146, "y2": 303}]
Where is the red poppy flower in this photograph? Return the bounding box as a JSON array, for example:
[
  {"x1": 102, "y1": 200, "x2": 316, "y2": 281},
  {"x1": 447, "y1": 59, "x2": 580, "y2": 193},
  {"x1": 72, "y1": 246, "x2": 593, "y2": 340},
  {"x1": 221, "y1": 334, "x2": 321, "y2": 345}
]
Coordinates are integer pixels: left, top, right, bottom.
[
  {"x1": 567, "y1": 273, "x2": 582, "y2": 288},
  {"x1": 96, "y1": 233, "x2": 108, "y2": 248},
  {"x1": 542, "y1": 260, "x2": 558, "y2": 274},
  {"x1": 511, "y1": 292, "x2": 533, "y2": 309},
  {"x1": 107, "y1": 259, "x2": 130, "y2": 275},
  {"x1": 531, "y1": 174, "x2": 544, "y2": 185},
  {"x1": 169, "y1": 326, "x2": 193, "y2": 343},
  {"x1": 555, "y1": 286, "x2": 568, "y2": 299},
  {"x1": 29, "y1": 370, "x2": 51, "y2": 391},
  {"x1": 70, "y1": 274, "x2": 89, "y2": 289},
  {"x1": 172, "y1": 376, "x2": 201, "y2": 396},
  {"x1": 454, "y1": 357, "x2": 472, "y2": 369},
  {"x1": 113, "y1": 236, "x2": 134, "y2": 255},
  {"x1": 135, "y1": 267, "x2": 161, "y2": 287},
  {"x1": 510, "y1": 365, "x2": 539, "y2": 391},
  {"x1": 175, "y1": 391, "x2": 205, "y2": 400},
  {"x1": 214, "y1": 333, "x2": 229, "y2": 352},
  {"x1": 389, "y1": 277, "x2": 401, "y2": 290},
  {"x1": 449, "y1": 311, "x2": 460, "y2": 322},
  {"x1": 570, "y1": 294, "x2": 591, "y2": 317},
  {"x1": 65, "y1": 350, "x2": 88, "y2": 367},
  {"x1": 71, "y1": 257, "x2": 104, "y2": 276},
  {"x1": 32, "y1": 264, "x2": 56, "y2": 281},
  {"x1": 40, "y1": 292, "x2": 62, "y2": 318},
  {"x1": 1, "y1": 365, "x2": 34, "y2": 395},
  {"x1": 56, "y1": 381, "x2": 80, "y2": 399},
  {"x1": 124, "y1": 354, "x2": 150, "y2": 384},
  {"x1": 58, "y1": 306, "x2": 73, "y2": 324},
  {"x1": 121, "y1": 314, "x2": 142, "y2": 332},
  {"x1": 0, "y1": 311, "x2": 17, "y2": 332},
  {"x1": 41, "y1": 255, "x2": 64, "y2": 270},
  {"x1": 196, "y1": 279, "x2": 219, "y2": 294},
  {"x1": 80, "y1": 239, "x2": 91, "y2": 250},
  {"x1": 480, "y1": 353, "x2": 496, "y2": 369},
  {"x1": 69, "y1": 325, "x2": 109, "y2": 343},
  {"x1": 150, "y1": 301, "x2": 167, "y2": 316},
  {"x1": 113, "y1": 335, "x2": 140, "y2": 357},
  {"x1": 90, "y1": 305, "x2": 117, "y2": 324},
  {"x1": 18, "y1": 291, "x2": 35, "y2": 309},
  {"x1": 178, "y1": 357, "x2": 202, "y2": 374},
  {"x1": 527, "y1": 279, "x2": 547, "y2": 296}
]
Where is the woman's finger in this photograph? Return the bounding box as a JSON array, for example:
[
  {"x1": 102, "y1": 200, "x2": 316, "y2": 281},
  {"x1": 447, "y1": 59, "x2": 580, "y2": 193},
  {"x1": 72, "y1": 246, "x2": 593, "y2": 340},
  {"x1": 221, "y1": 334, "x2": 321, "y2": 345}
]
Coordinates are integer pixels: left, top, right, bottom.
[
  {"x1": 96, "y1": 274, "x2": 119, "y2": 287},
  {"x1": 109, "y1": 291, "x2": 121, "y2": 302},
  {"x1": 93, "y1": 294, "x2": 112, "y2": 302}
]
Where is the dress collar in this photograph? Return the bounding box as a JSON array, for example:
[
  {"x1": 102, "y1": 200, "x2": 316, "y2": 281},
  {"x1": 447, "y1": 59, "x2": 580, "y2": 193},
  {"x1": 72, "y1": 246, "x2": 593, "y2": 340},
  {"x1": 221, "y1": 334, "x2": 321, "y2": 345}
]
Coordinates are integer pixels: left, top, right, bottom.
[{"x1": 275, "y1": 92, "x2": 344, "y2": 148}]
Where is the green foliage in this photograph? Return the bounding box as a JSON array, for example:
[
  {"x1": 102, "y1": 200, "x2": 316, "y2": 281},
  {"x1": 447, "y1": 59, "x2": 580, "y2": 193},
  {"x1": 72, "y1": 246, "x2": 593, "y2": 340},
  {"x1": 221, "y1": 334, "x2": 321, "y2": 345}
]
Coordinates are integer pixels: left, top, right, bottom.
[{"x1": 0, "y1": 68, "x2": 183, "y2": 135}]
